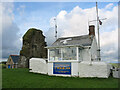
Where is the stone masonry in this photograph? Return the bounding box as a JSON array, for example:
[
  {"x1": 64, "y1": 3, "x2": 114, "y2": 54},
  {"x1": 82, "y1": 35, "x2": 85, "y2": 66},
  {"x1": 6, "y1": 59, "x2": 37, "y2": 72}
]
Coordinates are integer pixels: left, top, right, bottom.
[{"x1": 18, "y1": 28, "x2": 47, "y2": 68}]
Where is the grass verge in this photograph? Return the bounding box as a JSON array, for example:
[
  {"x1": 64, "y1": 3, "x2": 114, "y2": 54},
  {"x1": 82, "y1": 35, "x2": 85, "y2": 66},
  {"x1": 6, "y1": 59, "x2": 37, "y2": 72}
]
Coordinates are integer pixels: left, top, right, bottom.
[{"x1": 2, "y1": 68, "x2": 118, "y2": 88}]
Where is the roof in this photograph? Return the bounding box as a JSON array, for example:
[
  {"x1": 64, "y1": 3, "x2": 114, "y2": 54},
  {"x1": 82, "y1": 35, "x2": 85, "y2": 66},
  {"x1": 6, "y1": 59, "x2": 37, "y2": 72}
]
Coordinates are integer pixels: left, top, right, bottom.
[
  {"x1": 10, "y1": 55, "x2": 20, "y2": 63},
  {"x1": 51, "y1": 35, "x2": 93, "y2": 47}
]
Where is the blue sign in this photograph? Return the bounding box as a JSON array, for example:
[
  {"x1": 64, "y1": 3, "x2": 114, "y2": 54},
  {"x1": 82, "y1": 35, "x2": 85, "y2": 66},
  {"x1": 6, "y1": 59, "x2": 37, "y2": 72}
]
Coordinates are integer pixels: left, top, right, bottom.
[{"x1": 53, "y1": 62, "x2": 71, "y2": 75}]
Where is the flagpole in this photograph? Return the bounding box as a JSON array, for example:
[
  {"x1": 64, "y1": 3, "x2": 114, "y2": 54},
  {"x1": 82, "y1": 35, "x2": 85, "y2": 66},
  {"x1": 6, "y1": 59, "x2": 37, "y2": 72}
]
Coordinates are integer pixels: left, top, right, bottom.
[{"x1": 96, "y1": 2, "x2": 101, "y2": 61}]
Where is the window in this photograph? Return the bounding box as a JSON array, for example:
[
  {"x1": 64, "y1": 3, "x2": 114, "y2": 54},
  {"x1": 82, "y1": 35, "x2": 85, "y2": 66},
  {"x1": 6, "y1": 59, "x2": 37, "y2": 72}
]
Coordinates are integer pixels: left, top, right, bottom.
[
  {"x1": 78, "y1": 48, "x2": 82, "y2": 60},
  {"x1": 49, "y1": 47, "x2": 77, "y2": 61},
  {"x1": 62, "y1": 47, "x2": 76, "y2": 60},
  {"x1": 49, "y1": 48, "x2": 61, "y2": 61}
]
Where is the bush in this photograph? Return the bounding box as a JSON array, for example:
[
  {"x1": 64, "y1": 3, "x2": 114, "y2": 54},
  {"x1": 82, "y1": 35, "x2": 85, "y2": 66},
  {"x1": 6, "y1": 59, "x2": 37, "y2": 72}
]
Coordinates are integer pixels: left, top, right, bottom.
[{"x1": 1, "y1": 64, "x2": 6, "y2": 68}]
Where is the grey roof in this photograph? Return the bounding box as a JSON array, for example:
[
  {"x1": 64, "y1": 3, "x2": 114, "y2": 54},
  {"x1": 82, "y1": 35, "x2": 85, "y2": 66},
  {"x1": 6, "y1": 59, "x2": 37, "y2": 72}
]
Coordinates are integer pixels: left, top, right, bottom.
[
  {"x1": 51, "y1": 35, "x2": 93, "y2": 47},
  {"x1": 10, "y1": 55, "x2": 20, "y2": 63}
]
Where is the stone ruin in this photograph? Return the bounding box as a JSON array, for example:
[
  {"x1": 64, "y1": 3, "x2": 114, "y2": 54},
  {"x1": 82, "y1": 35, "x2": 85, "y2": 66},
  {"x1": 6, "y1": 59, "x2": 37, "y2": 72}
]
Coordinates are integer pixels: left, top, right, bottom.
[{"x1": 18, "y1": 28, "x2": 47, "y2": 68}]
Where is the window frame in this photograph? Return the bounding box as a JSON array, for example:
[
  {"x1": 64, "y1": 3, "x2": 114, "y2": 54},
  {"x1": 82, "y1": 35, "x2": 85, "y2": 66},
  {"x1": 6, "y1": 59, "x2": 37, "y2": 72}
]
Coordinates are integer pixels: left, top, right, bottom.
[{"x1": 49, "y1": 46, "x2": 78, "y2": 61}]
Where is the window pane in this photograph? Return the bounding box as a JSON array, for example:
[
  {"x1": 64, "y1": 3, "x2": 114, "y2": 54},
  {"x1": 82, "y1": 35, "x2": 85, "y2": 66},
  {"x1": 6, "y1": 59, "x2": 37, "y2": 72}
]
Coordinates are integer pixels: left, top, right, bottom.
[
  {"x1": 49, "y1": 48, "x2": 61, "y2": 61},
  {"x1": 78, "y1": 48, "x2": 82, "y2": 60},
  {"x1": 62, "y1": 47, "x2": 76, "y2": 60}
]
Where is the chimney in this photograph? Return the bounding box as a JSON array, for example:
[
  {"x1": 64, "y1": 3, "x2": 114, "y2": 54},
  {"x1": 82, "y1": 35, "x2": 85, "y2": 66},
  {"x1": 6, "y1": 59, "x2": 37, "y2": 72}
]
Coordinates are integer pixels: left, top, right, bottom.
[{"x1": 89, "y1": 25, "x2": 95, "y2": 36}]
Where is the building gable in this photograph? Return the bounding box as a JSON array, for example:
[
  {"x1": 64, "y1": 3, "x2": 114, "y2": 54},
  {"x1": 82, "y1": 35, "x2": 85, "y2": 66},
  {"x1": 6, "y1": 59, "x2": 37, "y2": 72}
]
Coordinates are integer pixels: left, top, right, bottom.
[
  {"x1": 7, "y1": 55, "x2": 20, "y2": 64},
  {"x1": 10, "y1": 55, "x2": 20, "y2": 64},
  {"x1": 6, "y1": 56, "x2": 14, "y2": 64}
]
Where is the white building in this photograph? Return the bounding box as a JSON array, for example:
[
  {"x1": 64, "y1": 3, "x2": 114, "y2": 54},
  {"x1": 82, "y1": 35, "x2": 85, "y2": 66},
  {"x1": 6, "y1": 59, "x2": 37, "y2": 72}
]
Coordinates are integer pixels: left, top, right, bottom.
[{"x1": 29, "y1": 25, "x2": 111, "y2": 78}]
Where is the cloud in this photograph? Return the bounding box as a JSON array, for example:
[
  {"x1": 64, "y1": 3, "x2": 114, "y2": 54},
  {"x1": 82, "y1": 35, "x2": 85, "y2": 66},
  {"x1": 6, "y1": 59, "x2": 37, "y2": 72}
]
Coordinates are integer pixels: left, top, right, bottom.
[
  {"x1": 105, "y1": 3, "x2": 114, "y2": 10},
  {"x1": 100, "y1": 28, "x2": 118, "y2": 63},
  {"x1": 46, "y1": 4, "x2": 118, "y2": 63},
  {"x1": 1, "y1": 3, "x2": 22, "y2": 58},
  {"x1": 17, "y1": 5, "x2": 26, "y2": 16},
  {"x1": 100, "y1": 28, "x2": 118, "y2": 47},
  {"x1": 46, "y1": 6, "x2": 96, "y2": 45}
]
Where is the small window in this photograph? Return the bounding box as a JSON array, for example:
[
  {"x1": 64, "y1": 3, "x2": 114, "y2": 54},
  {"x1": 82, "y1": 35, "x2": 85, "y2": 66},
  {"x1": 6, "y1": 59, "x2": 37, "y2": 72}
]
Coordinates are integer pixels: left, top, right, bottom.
[
  {"x1": 62, "y1": 47, "x2": 76, "y2": 60},
  {"x1": 49, "y1": 48, "x2": 61, "y2": 61}
]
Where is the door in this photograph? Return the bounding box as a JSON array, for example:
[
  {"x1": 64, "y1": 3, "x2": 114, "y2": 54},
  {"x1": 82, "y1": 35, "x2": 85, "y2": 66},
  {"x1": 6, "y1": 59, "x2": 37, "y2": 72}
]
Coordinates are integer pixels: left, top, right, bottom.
[
  {"x1": 8, "y1": 65, "x2": 10, "y2": 68},
  {"x1": 12, "y1": 65, "x2": 14, "y2": 69}
]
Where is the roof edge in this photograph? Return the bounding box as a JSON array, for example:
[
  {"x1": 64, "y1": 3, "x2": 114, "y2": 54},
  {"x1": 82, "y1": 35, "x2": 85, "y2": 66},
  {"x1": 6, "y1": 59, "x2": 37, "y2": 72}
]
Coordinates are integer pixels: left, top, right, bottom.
[{"x1": 45, "y1": 44, "x2": 90, "y2": 49}]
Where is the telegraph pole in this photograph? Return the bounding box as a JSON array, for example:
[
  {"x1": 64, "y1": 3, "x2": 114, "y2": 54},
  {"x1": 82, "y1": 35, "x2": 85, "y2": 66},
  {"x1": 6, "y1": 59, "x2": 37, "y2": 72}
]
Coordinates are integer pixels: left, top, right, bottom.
[
  {"x1": 96, "y1": 2, "x2": 101, "y2": 61},
  {"x1": 54, "y1": 18, "x2": 57, "y2": 40}
]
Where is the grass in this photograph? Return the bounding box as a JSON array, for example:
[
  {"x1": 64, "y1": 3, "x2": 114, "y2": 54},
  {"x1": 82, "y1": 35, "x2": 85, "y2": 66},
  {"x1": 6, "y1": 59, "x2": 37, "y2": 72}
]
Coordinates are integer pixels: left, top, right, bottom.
[
  {"x1": 110, "y1": 63, "x2": 120, "y2": 68},
  {"x1": 2, "y1": 68, "x2": 118, "y2": 88}
]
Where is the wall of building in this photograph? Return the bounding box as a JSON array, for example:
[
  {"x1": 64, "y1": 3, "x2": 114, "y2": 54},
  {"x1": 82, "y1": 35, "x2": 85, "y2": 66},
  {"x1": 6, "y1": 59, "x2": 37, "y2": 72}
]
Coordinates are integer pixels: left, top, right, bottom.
[
  {"x1": 18, "y1": 56, "x2": 28, "y2": 68},
  {"x1": 29, "y1": 58, "x2": 48, "y2": 74},
  {"x1": 90, "y1": 37, "x2": 98, "y2": 61},
  {"x1": 19, "y1": 28, "x2": 47, "y2": 68},
  {"x1": 6, "y1": 56, "x2": 14, "y2": 68},
  {"x1": 81, "y1": 49, "x2": 91, "y2": 61}
]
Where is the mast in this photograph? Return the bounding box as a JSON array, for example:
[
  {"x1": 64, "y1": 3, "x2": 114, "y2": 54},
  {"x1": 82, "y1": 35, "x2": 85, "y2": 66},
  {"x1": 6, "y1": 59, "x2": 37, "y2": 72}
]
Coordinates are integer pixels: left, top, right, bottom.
[
  {"x1": 54, "y1": 18, "x2": 57, "y2": 40},
  {"x1": 96, "y1": 2, "x2": 101, "y2": 61}
]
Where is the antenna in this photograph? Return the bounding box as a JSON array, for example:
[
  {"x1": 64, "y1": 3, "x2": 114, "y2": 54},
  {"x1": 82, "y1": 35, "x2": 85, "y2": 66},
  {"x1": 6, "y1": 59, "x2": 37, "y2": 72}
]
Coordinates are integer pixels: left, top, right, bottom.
[
  {"x1": 88, "y1": 2, "x2": 107, "y2": 61},
  {"x1": 54, "y1": 18, "x2": 57, "y2": 40},
  {"x1": 96, "y1": 2, "x2": 101, "y2": 61}
]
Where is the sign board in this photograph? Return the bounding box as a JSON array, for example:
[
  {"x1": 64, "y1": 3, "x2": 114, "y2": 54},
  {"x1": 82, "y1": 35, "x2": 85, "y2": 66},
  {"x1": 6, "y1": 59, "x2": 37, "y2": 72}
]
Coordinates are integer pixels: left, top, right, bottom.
[{"x1": 53, "y1": 62, "x2": 71, "y2": 75}]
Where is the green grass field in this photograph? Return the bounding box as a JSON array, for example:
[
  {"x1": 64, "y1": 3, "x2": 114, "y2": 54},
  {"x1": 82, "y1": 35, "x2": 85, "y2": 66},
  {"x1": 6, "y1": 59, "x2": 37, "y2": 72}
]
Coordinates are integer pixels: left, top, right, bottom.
[
  {"x1": 2, "y1": 68, "x2": 118, "y2": 88},
  {"x1": 110, "y1": 63, "x2": 120, "y2": 68}
]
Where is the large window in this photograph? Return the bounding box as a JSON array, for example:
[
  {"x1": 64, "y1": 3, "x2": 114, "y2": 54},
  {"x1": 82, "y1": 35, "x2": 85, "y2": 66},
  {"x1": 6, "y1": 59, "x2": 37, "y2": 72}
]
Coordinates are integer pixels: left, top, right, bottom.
[
  {"x1": 49, "y1": 47, "x2": 77, "y2": 61},
  {"x1": 49, "y1": 48, "x2": 61, "y2": 61},
  {"x1": 62, "y1": 47, "x2": 76, "y2": 60}
]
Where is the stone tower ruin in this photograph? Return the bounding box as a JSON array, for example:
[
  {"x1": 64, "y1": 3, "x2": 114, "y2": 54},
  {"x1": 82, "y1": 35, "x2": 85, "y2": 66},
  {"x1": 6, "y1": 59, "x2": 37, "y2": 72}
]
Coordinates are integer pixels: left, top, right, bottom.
[{"x1": 18, "y1": 28, "x2": 47, "y2": 68}]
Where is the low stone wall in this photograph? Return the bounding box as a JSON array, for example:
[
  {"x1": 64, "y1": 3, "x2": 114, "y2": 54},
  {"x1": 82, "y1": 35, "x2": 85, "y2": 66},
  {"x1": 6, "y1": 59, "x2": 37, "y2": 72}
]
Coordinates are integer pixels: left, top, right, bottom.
[
  {"x1": 29, "y1": 58, "x2": 48, "y2": 74},
  {"x1": 112, "y1": 68, "x2": 120, "y2": 78},
  {"x1": 29, "y1": 59, "x2": 112, "y2": 78},
  {"x1": 78, "y1": 61, "x2": 111, "y2": 78}
]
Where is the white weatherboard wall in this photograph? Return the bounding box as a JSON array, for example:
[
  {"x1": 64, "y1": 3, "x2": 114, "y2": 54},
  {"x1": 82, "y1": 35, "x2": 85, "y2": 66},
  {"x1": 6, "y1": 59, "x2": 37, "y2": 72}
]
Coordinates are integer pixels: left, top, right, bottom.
[
  {"x1": 90, "y1": 37, "x2": 98, "y2": 61},
  {"x1": 29, "y1": 58, "x2": 48, "y2": 74},
  {"x1": 81, "y1": 49, "x2": 91, "y2": 61},
  {"x1": 78, "y1": 61, "x2": 111, "y2": 78}
]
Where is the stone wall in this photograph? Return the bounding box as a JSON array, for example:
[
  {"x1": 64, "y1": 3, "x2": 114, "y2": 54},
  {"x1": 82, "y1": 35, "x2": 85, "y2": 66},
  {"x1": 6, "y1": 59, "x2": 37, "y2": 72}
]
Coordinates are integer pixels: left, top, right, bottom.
[
  {"x1": 18, "y1": 56, "x2": 28, "y2": 68},
  {"x1": 18, "y1": 28, "x2": 47, "y2": 68},
  {"x1": 78, "y1": 61, "x2": 111, "y2": 78}
]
